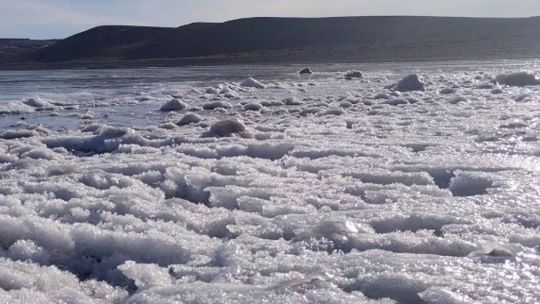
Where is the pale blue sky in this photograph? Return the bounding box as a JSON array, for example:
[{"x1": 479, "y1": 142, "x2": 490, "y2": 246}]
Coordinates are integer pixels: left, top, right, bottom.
[{"x1": 2, "y1": 0, "x2": 539, "y2": 39}]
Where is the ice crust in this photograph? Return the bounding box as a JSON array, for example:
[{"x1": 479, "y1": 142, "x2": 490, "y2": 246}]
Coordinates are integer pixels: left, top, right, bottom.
[{"x1": 0, "y1": 65, "x2": 539, "y2": 303}]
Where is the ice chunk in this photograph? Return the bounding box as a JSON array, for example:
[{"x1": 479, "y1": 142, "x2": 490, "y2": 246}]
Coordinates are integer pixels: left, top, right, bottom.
[
  {"x1": 22, "y1": 97, "x2": 56, "y2": 110},
  {"x1": 202, "y1": 119, "x2": 249, "y2": 138},
  {"x1": 448, "y1": 96, "x2": 467, "y2": 104},
  {"x1": 118, "y1": 261, "x2": 172, "y2": 290},
  {"x1": 203, "y1": 101, "x2": 231, "y2": 110},
  {"x1": 319, "y1": 108, "x2": 344, "y2": 116},
  {"x1": 381, "y1": 98, "x2": 409, "y2": 106},
  {"x1": 344, "y1": 71, "x2": 363, "y2": 79},
  {"x1": 177, "y1": 113, "x2": 202, "y2": 126},
  {"x1": 240, "y1": 77, "x2": 265, "y2": 89},
  {"x1": 352, "y1": 274, "x2": 427, "y2": 303},
  {"x1": 160, "y1": 98, "x2": 188, "y2": 112},
  {"x1": 394, "y1": 74, "x2": 425, "y2": 92},
  {"x1": 298, "y1": 67, "x2": 313, "y2": 74},
  {"x1": 439, "y1": 87, "x2": 456, "y2": 95},
  {"x1": 448, "y1": 172, "x2": 493, "y2": 197},
  {"x1": 1, "y1": 129, "x2": 38, "y2": 139},
  {"x1": 8, "y1": 240, "x2": 50, "y2": 264},
  {"x1": 469, "y1": 242, "x2": 519, "y2": 258},
  {"x1": 244, "y1": 102, "x2": 263, "y2": 111},
  {"x1": 283, "y1": 97, "x2": 303, "y2": 105},
  {"x1": 420, "y1": 287, "x2": 470, "y2": 304},
  {"x1": 496, "y1": 72, "x2": 540, "y2": 87},
  {"x1": 0, "y1": 101, "x2": 35, "y2": 114}
]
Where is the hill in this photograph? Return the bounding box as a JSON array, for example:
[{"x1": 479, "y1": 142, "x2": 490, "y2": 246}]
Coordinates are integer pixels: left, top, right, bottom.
[{"x1": 4, "y1": 16, "x2": 540, "y2": 68}]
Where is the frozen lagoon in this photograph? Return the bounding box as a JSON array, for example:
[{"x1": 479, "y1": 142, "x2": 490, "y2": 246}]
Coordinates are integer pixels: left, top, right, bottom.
[{"x1": 0, "y1": 61, "x2": 539, "y2": 303}]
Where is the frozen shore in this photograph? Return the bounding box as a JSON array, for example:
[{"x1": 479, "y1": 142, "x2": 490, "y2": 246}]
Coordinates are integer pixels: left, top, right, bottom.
[{"x1": 0, "y1": 63, "x2": 539, "y2": 303}]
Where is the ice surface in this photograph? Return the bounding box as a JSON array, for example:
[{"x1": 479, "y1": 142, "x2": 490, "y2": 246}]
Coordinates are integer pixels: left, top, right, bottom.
[{"x1": 0, "y1": 62, "x2": 539, "y2": 303}]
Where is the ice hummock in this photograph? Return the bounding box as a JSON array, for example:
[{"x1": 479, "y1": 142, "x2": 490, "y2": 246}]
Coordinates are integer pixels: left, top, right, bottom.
[
  {"x1": 240, "y1": 77, "x2": 265, "y2": 89},
  {"x1": 160, "y1": 98, "x2": 189, "y2": 111},
  {"x1": 495, "y1": 72, "x2": 540, "y2": 87},
  {"x1": 393, "y1": 74, "x2": 425, "y2": 92}
]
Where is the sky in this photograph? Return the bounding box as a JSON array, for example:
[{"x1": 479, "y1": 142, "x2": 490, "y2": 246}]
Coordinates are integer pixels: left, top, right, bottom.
[{"x1": 1, "y1": 0, "x2": 540, "y2": 39}]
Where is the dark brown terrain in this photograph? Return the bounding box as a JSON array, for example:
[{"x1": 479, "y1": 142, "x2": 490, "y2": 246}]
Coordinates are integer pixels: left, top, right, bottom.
[{"x1": 3, "y1": 16, "x2": 540, "y2": 69}]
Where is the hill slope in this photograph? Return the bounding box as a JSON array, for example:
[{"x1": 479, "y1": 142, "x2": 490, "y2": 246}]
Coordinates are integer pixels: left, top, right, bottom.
[{"x1": 20, "y1": 16, "x2": 540, "y2": 66}]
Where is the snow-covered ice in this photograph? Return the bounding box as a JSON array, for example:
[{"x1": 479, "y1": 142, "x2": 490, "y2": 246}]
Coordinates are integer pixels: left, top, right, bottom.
[{"x1": 0, "y1": 61, "x2": 539, "y2": 303}]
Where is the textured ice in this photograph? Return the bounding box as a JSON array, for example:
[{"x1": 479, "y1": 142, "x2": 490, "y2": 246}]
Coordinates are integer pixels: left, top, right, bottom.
[{"x1": 0, "y1": 62, "x2": 539, "y2": 303}]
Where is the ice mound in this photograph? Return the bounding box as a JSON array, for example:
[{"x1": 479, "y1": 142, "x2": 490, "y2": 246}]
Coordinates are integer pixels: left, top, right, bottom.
[
  {"x1": 177, "y1": 113, "x2": 202, "y2": 126},
  {"x1": 344, "y1": 71, "x2": 363, "y2": 79},
  {"x1": 283, "y1": 96, "x2": 303, "y2": 105},
  {"x1": 469, "y1": 242, "x2": 519, "y2": 260},
  {"x1": 299, "y1": 107, "x2": 322, "y2": 116},
  {"x1": 381, "y1": 98, "x2": 409, "y2": 106},
  {"x1": 240, "y1": 77, "x2": 265, "y2": 89},
  {"x1": 319, "y1": 108, "x2": 344, "y2": 116},
  {"x1": 298, "y1": 67, "x2": 313, "y2": 74},
  {"x1": 448, "y1": 96, "x2": 467, "y2": 104},
  {"x1": 202, "y1": 118, "x2": 249, "y2": 138},
  {"x1": 243, "y1": 102, "x2": 263, "y2": 111},
  {"x1": 495, "y1": 72, "x2": 540, "y2": 87},
  {"x1": 118, "y1": 261, "x2": 172, "y2": 290},
  {"x1": 203, "y1": 101, "x2": 231, "y2": 110},
  {"x1": 43, "y1": 125, "x2": 131, "y2": 154},
  {"x1": 1, "y1": 129, "x2": 39, "y2": 139},
  {"x1": 491, "y1": 88, "x2": 503, "y2": 94},
  {"x1": 260, "y1": 100, "x2": 284, "y2": 107},
  {"x1": 160, "y1": 98, "x2": 188, "y2": 111},
  {"x1": 351, "y1": 273, "x2": 427, "y2": 303},
  {"x1": 448, "y1": 172, "x2": 493, "y2": 197},
  {"x1": 394, "y1": 74, "x2": 425, "y2": 92},
  {"x1": 439, "y1": 87, "x2": 456, "y2": 95},
  {"x1": 22, "y1": 97, "x2": 56, "y2": 110},
  {"x1": 0, "y1": 101, "x2": 35, "y2": 115}
]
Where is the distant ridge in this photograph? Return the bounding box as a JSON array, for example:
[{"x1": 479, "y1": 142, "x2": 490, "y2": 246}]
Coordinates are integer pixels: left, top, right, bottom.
[{"x1": 3, "y1": 16, "x2": 540, "y2": 69}]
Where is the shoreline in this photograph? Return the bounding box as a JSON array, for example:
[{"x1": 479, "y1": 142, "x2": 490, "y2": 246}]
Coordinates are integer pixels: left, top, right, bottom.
[{"x1": 2, "y1": 52, "x2": 540, "y2": 72}]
